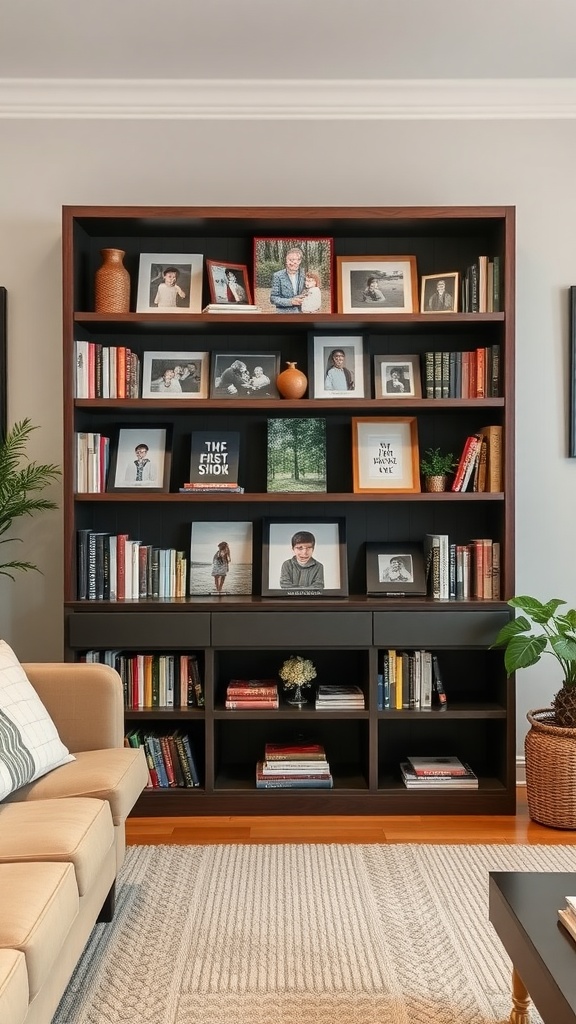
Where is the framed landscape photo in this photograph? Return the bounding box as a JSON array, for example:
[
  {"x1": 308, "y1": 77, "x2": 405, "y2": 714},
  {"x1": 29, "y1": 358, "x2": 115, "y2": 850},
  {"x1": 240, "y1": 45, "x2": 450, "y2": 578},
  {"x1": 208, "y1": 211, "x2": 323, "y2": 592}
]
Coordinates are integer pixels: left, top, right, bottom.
[
  {"x1": 189, "y1": 520, "x2": 253, "y2": 596},
  {"x1": 420, "y1": 272, "x2": 459, "y2": 313},
  {"x1": 267, "y1": 418, "x2": 326, "y2": 493},
  {"x1": 210, "y1": 352, "x2": 280, "y2": 398},
  {"x1": 206, "y1": 260, "x2": 253, "y2": 305},
  {"x1": 373, "y1": 354, "x2": 422, "y2": 399},
  {"x1": 136, "y1": 253, "x2": 203, "y2": 313},
  {"x1": 337, "y1": 255, "x2": 418, "y2": 314},
  {"x1": 262, "y1": 518, "x2": 348, "y2": 598},
  {"x1": 365, "y1": 542, "x2": 427, "y2": 596},
  {"x1": 253, "y1": 237, "x2": 333, "y2": 314},
  {"x1": 142, "y1": 351, "x2": 209, "y2": 398},
  {"x1": 107, "y1": 425, "x2": 172, "y2": 493},
  {"x1": 351, "y1": 417, "x2": 420, "y2": 494},
  {"x1": 308, "y1": 334, "x2": 367, "y2": 399}
]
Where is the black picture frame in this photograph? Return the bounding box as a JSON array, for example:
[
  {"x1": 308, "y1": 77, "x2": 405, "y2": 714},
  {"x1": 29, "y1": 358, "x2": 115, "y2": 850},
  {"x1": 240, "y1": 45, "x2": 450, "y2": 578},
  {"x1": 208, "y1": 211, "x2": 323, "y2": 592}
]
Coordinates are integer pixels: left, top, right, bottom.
[
  {"x1": 0, "y1": 288, "x2": 6, "y2": 442},
  {"x1": 262, "y1": 518, "x2": 348, "y2": 598},
  {"x1": 107, "y1": 425, "x2": 172, "y2": 493},
  {"x1": 570, "y1": 287, "x2": 576, "y2": 457},
  {"x1": 365, "y1": 541, "x2": 427, "y2": 596},
  {"x1": 210, "y1": 352, "x2": 280, "y2": 399}
]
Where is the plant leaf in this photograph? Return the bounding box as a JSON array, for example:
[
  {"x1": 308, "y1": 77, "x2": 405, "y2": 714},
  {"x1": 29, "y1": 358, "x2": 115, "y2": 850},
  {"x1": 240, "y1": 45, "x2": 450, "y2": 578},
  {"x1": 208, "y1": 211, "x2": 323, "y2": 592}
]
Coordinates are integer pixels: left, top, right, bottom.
[{"x1": 503, "y1": 634, "x2": 547, "y2": 675}]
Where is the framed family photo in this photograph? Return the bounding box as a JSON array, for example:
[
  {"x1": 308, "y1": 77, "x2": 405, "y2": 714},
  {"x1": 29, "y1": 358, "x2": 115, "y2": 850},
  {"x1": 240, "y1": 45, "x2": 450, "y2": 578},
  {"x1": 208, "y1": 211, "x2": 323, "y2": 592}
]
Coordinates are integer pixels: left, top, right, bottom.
[
  {"x1": 337, "y1": 255, "x2": 418, "y2": 314},
  {"x1": 210, "y1": 352, "x2": 280, "y2": 398},
  {"x1": 205, "y1": 260, "x2": 253, "y2": 305},
  {"x1": 136, "y1": 253, "x2": 203, "y2": 313},
  {"x1": 262, "y1": 518, "x2": 348, "y2": 598},
  {"x1": 373, "y1": 354, "x2": 422, "y2": 399},
  {"x1": 189, "y1": 521, "x2": 253, "y2": 596},
  {"x1": 351, "y1": 417, "x2": 420, "y2": 494},
  {"x1": 365, "y1": 542, "x2": 427, "y2": 596},
  {"x1": 142, "y1": 351, "x2": 209, "y2": 399},
  {"x1": 420, "y1": 272, "x2": 459, "y2": 313},
  {"x1": 253, "y1": 237, "x2": 333, "y2": 314},
  {"x1": 107, "y1": 425, "x2": 172, "y2": 493},
  {"x1": 308, "y1": 334, "x2": 367, "y2": 399}
]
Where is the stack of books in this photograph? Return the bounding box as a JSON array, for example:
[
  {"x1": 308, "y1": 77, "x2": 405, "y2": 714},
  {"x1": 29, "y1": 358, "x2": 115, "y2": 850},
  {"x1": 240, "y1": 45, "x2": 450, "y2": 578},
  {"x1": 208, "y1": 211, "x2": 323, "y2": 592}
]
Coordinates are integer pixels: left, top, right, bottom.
[
  {"x1": 315, "y1": 684, "x2": 365, "y2": 710},
  {"x1": 400, "y1": 755, "x2": 478, "y2": 790},
  {"x1": 203, "y1": 303, "x2": 262, "y2": 314},
  {"x1": 558, "y1": 895, "x2": 576, "y2": 941},
  {"x1": 225, "y1": 678, "x2": 279, "y2": 710},
  {"x1": 256, "y1": 742, "x2": 333, "y2": 789}
]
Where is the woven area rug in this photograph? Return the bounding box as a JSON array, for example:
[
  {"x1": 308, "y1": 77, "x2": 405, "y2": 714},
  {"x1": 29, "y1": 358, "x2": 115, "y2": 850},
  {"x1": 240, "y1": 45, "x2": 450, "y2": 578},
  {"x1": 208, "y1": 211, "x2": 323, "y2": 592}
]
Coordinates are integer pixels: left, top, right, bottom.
[{"x1": 53, "y1": 843, "x2": 576, "y2": 1024}]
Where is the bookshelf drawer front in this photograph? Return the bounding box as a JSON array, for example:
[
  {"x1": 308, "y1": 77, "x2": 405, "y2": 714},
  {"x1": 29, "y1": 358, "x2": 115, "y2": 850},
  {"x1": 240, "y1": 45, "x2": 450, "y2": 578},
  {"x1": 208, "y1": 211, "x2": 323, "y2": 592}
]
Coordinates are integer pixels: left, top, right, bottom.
[
  {"x1": 67, "y1": 612, "x2": 211, "y2": 649},
  {"x1": 212, "y1": 612, "x2": 372, "y2": 648},
  {"x1": 373, "y1": 611, "x2": 510, "y2": 647}
]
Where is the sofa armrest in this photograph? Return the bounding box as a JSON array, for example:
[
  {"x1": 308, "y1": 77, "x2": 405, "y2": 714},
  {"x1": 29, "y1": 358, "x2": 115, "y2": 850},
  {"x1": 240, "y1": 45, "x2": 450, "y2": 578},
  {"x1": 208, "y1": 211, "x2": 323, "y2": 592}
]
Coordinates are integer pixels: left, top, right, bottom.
[{"x1": 21, "y1": 663, "x2": 125, "y2": 753}]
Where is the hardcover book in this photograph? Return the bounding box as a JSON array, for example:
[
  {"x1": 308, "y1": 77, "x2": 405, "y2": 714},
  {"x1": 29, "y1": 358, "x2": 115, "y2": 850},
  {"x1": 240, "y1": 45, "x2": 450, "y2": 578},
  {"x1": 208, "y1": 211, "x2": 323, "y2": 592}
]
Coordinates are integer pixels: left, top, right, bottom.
[
  {"x1": 267, "y1": 418, "x2": 326, "y2": 493},
  {"x1": 188, "y1": 431, "x2": 240, "y2": 487}
]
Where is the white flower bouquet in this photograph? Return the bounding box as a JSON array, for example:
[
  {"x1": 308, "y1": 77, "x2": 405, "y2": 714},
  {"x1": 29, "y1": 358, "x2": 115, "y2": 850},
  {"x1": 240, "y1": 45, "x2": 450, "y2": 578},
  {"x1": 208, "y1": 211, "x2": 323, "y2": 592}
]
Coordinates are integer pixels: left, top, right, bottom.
[{"x1": 278, "y1": 655, "x2": 317, "y2": 690}]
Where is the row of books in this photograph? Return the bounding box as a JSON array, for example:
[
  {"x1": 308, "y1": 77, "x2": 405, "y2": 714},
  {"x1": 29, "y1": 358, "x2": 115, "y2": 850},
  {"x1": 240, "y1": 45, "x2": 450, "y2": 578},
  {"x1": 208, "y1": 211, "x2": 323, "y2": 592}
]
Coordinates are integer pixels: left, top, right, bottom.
[
  {"x1": 424, "y1": 532, "x2": 500, "y2": 601},
  {"x1": 256, "y1": 742, "x2": 333, "y2": 789},
  {"x1": 451, "y1": 424, "x2": 502, "y2": 493},
  {"x1": 76, "y1": 432, "x2": 110, "y2": 492},
  {"x1": 75, "y1": 341, "x2": 141, "y2": 399},
  {"x1": 84, "y1": 650, "x2": 204, "y2": 709},
  {"x1": 423, "y1": 345, "x2": 500, "y2": 399},
  {"x1": 377, "y1": 650, "x2": 446, "y2": 711},
  {"x1": 461, "y1": 255, "x2": 502, "y2": 313},
  {"x1": 315, "y1": 684, "x2": 365, "y2": 709},
  {"x1": 77, "y1": 530, "x2": 187, "y2": 600},
  {"x1": 225, "y1": 678, "x2": 279, "y2": 710},
  {"x1": 125, "y1": 728, "x2": 201, "y2": 788},
  {"x1": 400, "y1": 755, "x2": 478, "y2": 789}
]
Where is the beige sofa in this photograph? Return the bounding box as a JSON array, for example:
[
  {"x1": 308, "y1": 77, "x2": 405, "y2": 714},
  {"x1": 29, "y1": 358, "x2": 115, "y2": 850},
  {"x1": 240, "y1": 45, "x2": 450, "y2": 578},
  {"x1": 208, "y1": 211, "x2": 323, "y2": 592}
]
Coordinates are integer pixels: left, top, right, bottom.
[{"x1": 0, "y1": 662, "x2": 148, "y2": 1024}]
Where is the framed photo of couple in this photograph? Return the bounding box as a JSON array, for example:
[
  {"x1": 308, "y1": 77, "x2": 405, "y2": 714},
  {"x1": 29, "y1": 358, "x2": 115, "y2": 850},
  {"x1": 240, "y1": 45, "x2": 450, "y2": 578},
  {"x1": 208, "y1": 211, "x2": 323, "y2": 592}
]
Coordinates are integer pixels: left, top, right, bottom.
[{"x1": 252, "y1": 237, "x2": 334, "y2": 314}]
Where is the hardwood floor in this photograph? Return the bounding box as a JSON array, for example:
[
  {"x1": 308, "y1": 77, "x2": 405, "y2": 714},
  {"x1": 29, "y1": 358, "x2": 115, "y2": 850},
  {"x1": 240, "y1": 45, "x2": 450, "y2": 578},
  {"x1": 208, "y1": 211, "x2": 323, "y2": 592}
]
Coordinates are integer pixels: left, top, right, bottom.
[{"x1": 126, "y1": 787, "x2": 576, "y2": 845}]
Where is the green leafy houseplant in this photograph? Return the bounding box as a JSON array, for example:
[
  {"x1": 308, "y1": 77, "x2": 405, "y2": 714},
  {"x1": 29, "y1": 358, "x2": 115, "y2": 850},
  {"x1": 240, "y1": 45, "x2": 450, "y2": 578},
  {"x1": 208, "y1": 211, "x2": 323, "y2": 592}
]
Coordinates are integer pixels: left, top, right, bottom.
[
  {"x1": 419, "y1": 447, "x2": 456, "y2": 478},
  {"x1": 0, "y1": 419, "x2": 61, "y2": 578},
  {"x1": 491, "y1": 596, "x2": 576, "y2": 727}
]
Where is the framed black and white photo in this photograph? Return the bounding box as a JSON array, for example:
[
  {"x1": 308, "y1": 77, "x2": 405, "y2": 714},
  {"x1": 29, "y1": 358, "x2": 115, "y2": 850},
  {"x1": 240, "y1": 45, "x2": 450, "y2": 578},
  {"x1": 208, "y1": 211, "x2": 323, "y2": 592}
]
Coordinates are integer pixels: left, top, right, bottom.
[
  {"x1": 206, "y1": 260, "x2": 252, "y2": 305},
  {"x1": 308, "y1": 334, "x2": 367, "y2": 399},
  {"x1": 420, "y1": 272, "x2": 459, "y2": 313},
  {"x1": 136, "y1": 253, "x2": 203, "y2": 313},
  {"x1": 336, "y1": 255, "x2": 418, "y2": 314},
  {"x1": 189, "y1": 521, "x2": 253, "y2": 596},
  {"x1": 210, "y1": 352, "x2": 280, "y2": 399},
  {"x1": 262, "y1": 518, "x2": 348, "y2": 598},
  {"x1": 365, "y1": 542, "x2": 427, "y2": 596},
  {"x1": 373, "y1": 354, "x2": 422, "y2": 399},
  {"x1": 142, "y1": 351, "x2": 209, "y2": 399},
  {"x1": 352, "y1": 417, "x2": 420, "y2": 494},
  {"x1": 253, "y1": 237, "x2": 334, "y2": 314},
  {"x1": 107, "y1": 425, "x2": 172, "y2": 493}
]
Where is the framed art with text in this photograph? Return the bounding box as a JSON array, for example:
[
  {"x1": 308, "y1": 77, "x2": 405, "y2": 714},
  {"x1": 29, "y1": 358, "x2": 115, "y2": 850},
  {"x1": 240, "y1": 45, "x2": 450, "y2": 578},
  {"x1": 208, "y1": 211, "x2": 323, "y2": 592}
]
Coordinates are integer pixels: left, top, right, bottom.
[
  {"x1": 262, "y1": 518, "x2": 348, "y2": 598},
  {"x1": 365, "y1": 542, "x2": 427, "y2": 596},
  {"x1": 351, "y1": 417, "x2": 420, "y2": 494},
  {"x1": 336, "y1": 255, "x2": 418, "y2": 314}
]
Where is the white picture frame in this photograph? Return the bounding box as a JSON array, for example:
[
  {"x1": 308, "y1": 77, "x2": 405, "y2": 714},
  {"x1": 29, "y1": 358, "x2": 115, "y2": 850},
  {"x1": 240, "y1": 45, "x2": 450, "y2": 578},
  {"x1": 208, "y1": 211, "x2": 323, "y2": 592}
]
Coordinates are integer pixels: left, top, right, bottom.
[
  {"x1": 308, "y1": 334, "x2": 367, "y2": 399},
  {"x1": 136, "y1": 253, "x2": 203, "y2": 313},
  {"x1": 142, "y1": 351, "x2": 209, "y2": 399}
]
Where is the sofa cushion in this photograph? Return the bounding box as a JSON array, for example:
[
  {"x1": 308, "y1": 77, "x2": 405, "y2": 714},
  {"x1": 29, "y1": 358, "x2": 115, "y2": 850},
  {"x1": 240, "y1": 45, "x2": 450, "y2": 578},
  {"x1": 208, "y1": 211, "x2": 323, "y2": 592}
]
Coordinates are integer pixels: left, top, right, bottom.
[
  {"x1": 0, "y1": 861, "x2": 78, "y2": 999},
  {"x1": 0, "y1": 797, "x2": 114, "y2": 896},
  {"x1": 0, "y1": 640, "x2": 74, "y2": 800},
  {"x1": 4, "y1": 746, "x2": 149, "y2": 825},
  {"x1": 0, "y1": 948, "x2": 28, "y2": 1024}
]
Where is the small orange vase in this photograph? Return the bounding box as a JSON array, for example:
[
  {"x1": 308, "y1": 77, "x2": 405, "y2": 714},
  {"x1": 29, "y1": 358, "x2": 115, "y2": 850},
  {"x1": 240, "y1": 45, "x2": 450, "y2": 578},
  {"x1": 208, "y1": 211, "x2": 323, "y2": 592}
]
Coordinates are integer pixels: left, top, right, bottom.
[
  {"x1": 94, "y1": 248, "x2": 130, "y2": 313},
  {"x1": 276, "y1": 362, "x2": 308, "y2": 399}
]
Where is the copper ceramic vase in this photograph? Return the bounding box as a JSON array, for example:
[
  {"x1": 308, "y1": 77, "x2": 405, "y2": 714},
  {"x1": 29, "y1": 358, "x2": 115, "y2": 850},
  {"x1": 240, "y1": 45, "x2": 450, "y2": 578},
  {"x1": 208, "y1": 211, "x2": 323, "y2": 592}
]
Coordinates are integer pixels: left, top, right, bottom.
[
  {"x1": 94, "y1": 248, "x2": 130, "y2": 313},
  {"x1": 276, "y1": 361, "x2": 308, "y2": 399}
]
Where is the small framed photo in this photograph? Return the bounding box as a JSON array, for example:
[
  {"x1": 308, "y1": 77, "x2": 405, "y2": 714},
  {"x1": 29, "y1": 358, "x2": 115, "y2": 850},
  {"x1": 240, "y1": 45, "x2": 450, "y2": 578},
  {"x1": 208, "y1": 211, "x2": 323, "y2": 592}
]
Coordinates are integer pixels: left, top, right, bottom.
[
  {"x1": 136, "y1": 253, "x2": 203, "y2": 313},
  {"x1": 210, "y1": 352, "x2": 280, "y2": 398},
  {"x1": 253, "y1": 237, "x2": 334, "y2": 314},
  {"x1": 365, "y1": 542, "x2": 427, "y2": 596},
  {"x1": 205, "y1": 260, "x2": 253, "y2": 305},
  {"x1": 420, "y1": 272, "x2": 459, "y2": 313},
  {"x1": 308, "y1": 334, "x2": 367, "y2": 398},
  {"x1": 262, "y1": 518, "x2": 348, "y2": 598},
  {"x1": 336, "y1": 255, "x2": 418, "y2": 314},
  {"x1": 107, "y1": 425, "x2": 172, "y2": 493},
  {"x1": 142, "y1": 351, "x2": 209, "y2": 399},
  {"x1": 351, "y1": 417, "x2": 420, "y2": 494},
  {"x1": 373, "y1": 354, "x2": 422, "y2": 399},
  {"x1": 189, "y1": 521, "x2": 253, "y2": 596}
]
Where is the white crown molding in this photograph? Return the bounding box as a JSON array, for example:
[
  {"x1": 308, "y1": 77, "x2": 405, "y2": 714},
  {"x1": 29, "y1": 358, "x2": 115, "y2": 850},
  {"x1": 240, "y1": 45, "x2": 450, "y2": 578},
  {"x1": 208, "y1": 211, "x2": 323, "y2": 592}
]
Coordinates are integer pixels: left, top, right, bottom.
[{"x1": 1, "y1": 77, "x2": 576, "y2": 120}]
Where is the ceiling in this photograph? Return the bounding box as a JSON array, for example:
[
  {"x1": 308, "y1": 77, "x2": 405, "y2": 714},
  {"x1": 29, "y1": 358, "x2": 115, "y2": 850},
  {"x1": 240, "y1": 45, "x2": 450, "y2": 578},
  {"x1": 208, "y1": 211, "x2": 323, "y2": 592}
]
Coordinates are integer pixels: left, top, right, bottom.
[{"x1": 1, "y1": 0, "x2": 575, "y2": 81}]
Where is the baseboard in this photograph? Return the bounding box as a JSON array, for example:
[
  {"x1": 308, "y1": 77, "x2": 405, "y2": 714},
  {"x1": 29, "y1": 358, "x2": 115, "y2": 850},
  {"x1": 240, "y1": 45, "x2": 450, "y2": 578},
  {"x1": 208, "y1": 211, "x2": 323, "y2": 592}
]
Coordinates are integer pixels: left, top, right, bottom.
[{"x1": 516, "y1": 756, "x2": 526, "y2": 786}]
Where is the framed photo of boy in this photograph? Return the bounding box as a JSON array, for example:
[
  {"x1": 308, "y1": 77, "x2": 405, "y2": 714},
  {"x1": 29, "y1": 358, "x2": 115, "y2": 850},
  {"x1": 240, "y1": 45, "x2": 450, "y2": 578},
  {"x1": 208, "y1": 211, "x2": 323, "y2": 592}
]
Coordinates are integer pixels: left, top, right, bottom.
[
  {"x1": 351, "y1": 417, "x2": 420, "y2": 494},
  {"x1": 107, "y1": 425, "x2": 172, "y2": 493},
  {"x1": 136, "y1": 253, "x2": 203, "y2": 313},
  {"x1": 420, "y1": 272, "x2": 459, "y2": 313},
  {"x1": 373, "y1": 354, "x2": 422, "y2": 399},
  {"x1": 210, "y1": 352, "x2": 280, "y2": 399},
  {"x1": 337, "y1": 255, "x2": 418, "y2": 314},
  {"x1": 206, "y1": 260, "x2": 253, "y2": 305},
  {"x1": 262, "y1": 518, "x2": 348, "y2": 598},
  {"x1": 365, "y1": 542, "x2": 427, "y2": 596},
  {"x1": 253, "y1": 237, "x2": 333, "y2": 314},
  {"x1": 189, "y1": 520, "x2": 253, "y2": 596},
  {"x1": 142, "y1": 351, "x2": 209, "y2": 399},
  {"x1": 308, "y1": 334, "x2": 367, "y2": 399}
]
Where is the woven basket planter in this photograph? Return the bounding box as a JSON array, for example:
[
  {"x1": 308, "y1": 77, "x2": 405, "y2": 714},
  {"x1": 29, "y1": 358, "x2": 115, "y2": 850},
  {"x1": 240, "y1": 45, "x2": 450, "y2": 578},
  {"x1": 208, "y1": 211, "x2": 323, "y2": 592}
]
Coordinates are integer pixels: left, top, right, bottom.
[{"x1": 525, "y1": 708, "x2": 576, "y2": 829}]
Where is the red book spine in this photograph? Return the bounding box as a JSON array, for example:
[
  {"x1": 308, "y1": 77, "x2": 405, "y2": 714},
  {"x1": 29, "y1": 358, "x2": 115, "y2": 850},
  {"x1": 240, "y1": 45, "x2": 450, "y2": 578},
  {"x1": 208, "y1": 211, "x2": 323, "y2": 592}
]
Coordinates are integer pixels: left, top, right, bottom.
[{"x1": 116, "y1": 533, "x2": 129, "y2": 601}]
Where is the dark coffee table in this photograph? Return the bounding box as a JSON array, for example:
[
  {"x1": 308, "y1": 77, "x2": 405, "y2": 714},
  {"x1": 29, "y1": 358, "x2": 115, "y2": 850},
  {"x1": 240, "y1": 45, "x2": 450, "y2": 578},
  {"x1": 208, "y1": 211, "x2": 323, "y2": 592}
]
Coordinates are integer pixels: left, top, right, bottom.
[{"x1": 489, "y1": 872, "x2": 576, "y2": 1023}]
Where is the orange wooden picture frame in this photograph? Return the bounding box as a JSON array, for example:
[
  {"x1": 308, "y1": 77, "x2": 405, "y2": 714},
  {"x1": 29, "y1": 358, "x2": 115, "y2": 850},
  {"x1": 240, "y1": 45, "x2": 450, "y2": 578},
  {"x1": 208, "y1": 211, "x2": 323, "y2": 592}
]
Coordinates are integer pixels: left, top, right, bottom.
[{"x1": 351, "y1": 416, "x2": 420, "y2": 494}]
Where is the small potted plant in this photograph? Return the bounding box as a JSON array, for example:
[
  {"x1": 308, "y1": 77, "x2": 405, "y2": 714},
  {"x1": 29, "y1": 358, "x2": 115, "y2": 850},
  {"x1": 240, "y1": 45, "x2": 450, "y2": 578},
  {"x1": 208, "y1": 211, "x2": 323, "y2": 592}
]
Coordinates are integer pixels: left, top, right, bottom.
[
  {"x1": 491, "y1": 595, "x2": 576, "y2": 828},
  {"x1": 419, "y1": 447, "x2": 456, "y2": 492},
  {"x1": 278, "y1": 655, "x2": 317, "y2": 706}
]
